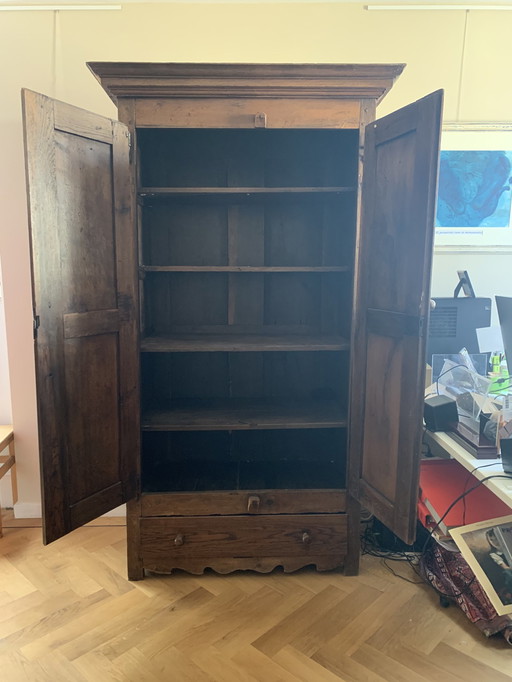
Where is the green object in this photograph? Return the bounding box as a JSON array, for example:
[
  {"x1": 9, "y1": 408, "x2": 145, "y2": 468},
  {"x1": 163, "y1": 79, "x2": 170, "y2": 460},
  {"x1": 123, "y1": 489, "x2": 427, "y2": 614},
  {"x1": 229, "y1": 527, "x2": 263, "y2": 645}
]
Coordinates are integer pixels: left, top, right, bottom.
[{"x1": 489, "y1": 354, "x2": 509, "y2": 394}]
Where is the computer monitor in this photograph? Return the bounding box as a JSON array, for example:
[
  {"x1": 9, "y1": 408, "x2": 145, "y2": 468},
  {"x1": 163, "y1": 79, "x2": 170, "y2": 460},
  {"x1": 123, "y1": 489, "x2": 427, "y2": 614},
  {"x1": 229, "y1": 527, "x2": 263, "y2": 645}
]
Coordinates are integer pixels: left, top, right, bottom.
[
  {"x1": 496, "y1": 296, "x2": 512, "y2": 370},
  {"x1": 427, "y1": 296, "x2": 492, "y2": 362}
]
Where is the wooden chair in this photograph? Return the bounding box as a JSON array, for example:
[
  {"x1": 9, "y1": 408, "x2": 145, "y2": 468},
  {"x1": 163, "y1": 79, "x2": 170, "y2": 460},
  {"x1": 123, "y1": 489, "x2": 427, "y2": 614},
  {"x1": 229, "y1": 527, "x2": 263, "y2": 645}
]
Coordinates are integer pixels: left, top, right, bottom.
[{"x1": 0, "y1": 425, "x2": 17, "y2": 537}]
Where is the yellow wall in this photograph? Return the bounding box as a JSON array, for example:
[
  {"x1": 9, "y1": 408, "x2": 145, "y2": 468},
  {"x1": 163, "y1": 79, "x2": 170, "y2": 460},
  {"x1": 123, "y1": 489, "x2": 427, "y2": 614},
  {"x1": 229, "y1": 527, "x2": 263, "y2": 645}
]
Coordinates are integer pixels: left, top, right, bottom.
[
  {"x1": 48, "y1": 4, "x2": 512, "y2": 120},
  {"x1": 1, "y1": 2, "x2": 511, "y2": 514}
]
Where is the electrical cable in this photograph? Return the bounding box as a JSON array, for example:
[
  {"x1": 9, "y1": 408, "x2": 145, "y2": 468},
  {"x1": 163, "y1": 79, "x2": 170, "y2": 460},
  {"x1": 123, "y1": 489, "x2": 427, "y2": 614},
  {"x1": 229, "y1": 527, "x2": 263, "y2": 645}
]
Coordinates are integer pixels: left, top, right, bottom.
[
  {"x1": 461, "y1": 462, "x2": 498, "y2": 526},
  {"x1": 382, "y1": 558, "x2": 424, "y2": 585},
  {"x1": 421, "y1": 473, "x2": 512, "y2": 555},
  {"x1": 361, "y1": 473, "x2": 512, "y2": 601},
  {"x1": 418, "y1": 473, "x2": 512, "y2": 601},
  {"x1": 360, "y1": 518, "x2": 425, "y2": 585}
]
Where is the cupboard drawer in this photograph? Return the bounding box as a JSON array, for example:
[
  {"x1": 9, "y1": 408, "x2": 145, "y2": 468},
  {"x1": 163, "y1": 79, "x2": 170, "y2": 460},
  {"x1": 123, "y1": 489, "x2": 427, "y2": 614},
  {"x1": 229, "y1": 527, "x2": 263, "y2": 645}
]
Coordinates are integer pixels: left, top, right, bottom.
[
  {"x1": 141, "y1": 490, "x2": 346, "y2": 517},
  {"x1": 140, "y1": 514, "x2": 347, "y2": 564}
]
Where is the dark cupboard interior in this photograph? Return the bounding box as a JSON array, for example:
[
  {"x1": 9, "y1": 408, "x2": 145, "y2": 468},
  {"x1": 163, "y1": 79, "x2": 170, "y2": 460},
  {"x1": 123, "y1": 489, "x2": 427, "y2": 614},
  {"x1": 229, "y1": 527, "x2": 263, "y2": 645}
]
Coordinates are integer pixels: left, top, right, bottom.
[{"x1": 137, "y1": 128, "x2": 359, "y2": 494}]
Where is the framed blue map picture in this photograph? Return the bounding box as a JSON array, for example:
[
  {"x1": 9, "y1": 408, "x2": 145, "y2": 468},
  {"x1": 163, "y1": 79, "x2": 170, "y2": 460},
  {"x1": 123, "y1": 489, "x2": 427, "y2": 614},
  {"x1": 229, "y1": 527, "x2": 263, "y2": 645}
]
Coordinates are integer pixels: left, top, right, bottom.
[{"x1": 435, "y1": 126, "x2": 512, "y2": 248}]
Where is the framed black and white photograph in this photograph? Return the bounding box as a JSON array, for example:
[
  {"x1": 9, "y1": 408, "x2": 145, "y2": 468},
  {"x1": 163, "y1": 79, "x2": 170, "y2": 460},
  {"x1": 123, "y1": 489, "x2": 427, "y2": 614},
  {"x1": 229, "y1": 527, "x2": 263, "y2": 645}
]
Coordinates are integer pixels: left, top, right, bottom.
[{"x1": 450, "y1": 515, "x2": 512, "y2": 616}]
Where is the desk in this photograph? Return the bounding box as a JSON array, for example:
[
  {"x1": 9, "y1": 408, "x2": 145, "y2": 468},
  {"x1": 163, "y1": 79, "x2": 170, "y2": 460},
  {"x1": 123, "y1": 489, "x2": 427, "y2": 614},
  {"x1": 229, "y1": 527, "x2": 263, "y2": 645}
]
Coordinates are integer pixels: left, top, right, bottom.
[{"x1": 424, "y1": 429, "x2": 512, "y2": 509}]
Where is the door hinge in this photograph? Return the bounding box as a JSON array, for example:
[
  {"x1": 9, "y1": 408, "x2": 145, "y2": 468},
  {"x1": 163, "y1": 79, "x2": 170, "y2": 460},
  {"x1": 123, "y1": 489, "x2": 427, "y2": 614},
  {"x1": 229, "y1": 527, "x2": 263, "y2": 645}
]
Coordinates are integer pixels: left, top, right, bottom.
[
  {"x1": 128, "y1": 131, "x2": 133, "y2": 164},
  {"x1": 33, "y1": 315, "x2": 40, "y2": 339}
]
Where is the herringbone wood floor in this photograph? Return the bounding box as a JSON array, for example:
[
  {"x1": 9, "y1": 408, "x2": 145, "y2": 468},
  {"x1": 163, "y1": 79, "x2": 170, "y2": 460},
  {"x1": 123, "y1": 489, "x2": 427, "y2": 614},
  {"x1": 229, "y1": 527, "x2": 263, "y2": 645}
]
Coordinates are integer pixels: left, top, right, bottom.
[{"x1": 0, "y1": 515, "x2": 511, "y2": 681}]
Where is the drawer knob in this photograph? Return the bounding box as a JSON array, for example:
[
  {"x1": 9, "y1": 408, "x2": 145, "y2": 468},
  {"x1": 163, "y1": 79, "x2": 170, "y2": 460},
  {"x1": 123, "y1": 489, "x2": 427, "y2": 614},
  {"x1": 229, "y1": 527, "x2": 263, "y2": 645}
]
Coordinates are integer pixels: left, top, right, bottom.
[
  {"x1": 174, "y1": 533, "x2": 184, "y2": 546},
  {"x1": 302, "y1": 532, "x2": 311, "y2": 545},
  {"x1": 247, "y1": 495, "x2": 261, "y2": 513}
]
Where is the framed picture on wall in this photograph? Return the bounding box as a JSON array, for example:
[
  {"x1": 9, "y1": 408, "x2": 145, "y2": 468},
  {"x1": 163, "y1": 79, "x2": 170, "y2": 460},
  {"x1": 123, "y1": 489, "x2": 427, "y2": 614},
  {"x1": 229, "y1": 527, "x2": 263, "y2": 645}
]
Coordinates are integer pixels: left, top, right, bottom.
[{"x1": 435, "y1": 124, "x2": 512, "y2": 248}]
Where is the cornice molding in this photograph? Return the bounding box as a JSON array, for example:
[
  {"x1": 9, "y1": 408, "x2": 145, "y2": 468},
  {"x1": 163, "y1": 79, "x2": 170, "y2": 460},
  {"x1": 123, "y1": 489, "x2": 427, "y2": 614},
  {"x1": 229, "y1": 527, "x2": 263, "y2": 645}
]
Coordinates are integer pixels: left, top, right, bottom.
[{"x1": 87, "y1": 62, "x2": 405, "y2": 104}]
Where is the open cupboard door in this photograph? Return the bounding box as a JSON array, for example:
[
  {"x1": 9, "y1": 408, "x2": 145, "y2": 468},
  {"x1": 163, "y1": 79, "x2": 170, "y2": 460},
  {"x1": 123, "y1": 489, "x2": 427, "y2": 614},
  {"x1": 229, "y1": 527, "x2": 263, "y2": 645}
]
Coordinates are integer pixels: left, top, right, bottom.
[
  {"x1": 349, "y1": 90, "x2": 443, "y2": 545},
  {"x1": 22, "y1": 90, "x2": 139, "y2": 544}
]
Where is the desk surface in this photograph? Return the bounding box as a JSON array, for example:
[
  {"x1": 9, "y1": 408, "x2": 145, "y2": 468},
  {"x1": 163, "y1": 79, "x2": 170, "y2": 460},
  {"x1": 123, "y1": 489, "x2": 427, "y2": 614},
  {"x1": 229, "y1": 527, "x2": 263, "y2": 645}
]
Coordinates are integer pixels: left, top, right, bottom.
[{"x1": 425, "y1": 430, "x2": 512, "y2": 509}]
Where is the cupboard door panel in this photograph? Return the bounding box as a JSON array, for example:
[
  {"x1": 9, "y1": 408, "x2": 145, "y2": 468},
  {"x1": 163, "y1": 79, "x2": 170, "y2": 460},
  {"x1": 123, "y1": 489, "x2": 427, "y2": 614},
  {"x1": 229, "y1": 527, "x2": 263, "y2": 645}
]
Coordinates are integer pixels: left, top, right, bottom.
[
  {"x1": 23, "y1": 90, "x2": 138, "y2": 543},
  {"x1": 350, "y1": 90, "x2": 443, "y2": 544}
]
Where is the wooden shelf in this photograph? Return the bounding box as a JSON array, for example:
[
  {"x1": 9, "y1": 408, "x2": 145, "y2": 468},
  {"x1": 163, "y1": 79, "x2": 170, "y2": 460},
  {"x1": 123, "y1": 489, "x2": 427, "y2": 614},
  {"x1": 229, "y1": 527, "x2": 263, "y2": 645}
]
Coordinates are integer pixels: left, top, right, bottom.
[
  {"x1": 142, "y1": 399, "x2": 347, "y2": 431},
  {"x1": 140, "y1": 186, "x2": 355, "y2": 195},
  {"x1": 138, "y1": 186, "x2": 355, "y2": 204},
  {"x1": 140, "y1": 334, "x2": 350, "y2": 352},
  {"x1": 141, "y1": 265, "x2": 349, "y2": 273}
]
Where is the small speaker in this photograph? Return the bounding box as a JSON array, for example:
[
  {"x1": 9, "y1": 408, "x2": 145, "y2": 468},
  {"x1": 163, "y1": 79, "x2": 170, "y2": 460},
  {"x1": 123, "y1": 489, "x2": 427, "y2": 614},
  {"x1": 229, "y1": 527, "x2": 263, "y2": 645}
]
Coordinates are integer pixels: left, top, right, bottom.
[
  {"x1": 501, "y1": 438, "x2": 512, "y2": 474},
  {"x1": 424, "y1": 395, "x2": 458, "y2": 432}
]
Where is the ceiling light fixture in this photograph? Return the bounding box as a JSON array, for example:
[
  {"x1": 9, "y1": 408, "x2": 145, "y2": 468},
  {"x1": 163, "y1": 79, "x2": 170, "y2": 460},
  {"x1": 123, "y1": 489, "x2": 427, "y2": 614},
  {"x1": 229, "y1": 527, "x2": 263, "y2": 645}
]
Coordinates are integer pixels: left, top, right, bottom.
[
  {"x1": 0, "y1": 4, "x2": 121, "y2": 10},
  {"x1": 366, "y1": 4, "x2": 512, "y2": 9}
]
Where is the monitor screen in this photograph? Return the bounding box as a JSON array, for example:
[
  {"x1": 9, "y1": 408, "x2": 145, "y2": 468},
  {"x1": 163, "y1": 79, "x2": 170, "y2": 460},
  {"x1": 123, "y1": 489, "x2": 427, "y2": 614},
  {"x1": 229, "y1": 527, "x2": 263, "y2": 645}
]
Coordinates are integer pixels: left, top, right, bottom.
[{"x1": 496, "y1": 296, "x2": 512, "y2": 370}]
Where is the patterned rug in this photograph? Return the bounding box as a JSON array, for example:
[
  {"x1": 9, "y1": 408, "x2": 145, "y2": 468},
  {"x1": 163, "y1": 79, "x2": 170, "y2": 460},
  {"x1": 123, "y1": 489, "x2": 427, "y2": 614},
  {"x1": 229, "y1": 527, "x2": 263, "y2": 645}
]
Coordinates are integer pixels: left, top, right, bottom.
[{"x1": 420, "y1": 542, "x2": 512, "y2": 643}]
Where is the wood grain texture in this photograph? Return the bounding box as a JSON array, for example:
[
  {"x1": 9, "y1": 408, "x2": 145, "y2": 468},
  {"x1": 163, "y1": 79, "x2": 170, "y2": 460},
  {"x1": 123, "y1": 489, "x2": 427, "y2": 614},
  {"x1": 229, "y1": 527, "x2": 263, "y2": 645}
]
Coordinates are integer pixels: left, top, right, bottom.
[
  {"x1": 134, "y1": 98, "x2": 362, "y2": 129},
  {"x1": 140, "y1": 490, "x2": 346, "y2": 517},
  {"x1": 343, "y1": 98, "x2": 376, "y2": 579},
  {"x1": 22, "y1": 90, "x2": 139, "y2": 544},
  {"x1": 131, "y1": 105, "x2": 358, "y2": 590},
  {"x1": 1, "y1": 524, "x2": 510, "y2": 681},
  {"x1": 87, "y1": 62, "x2": 405, "y2": 103},
  {"x1": 348, "y1": 91, "x2": 443, "y2": 546},
  {"x1": 27, "y1": 63, "x2": 438, "y2": 584},
  {"x1": 63, "y1": 309, "x2": 121, "y2": 339},
  {"x1": 141, "y1": 398, "x2": 347, "y2": 431},
  {"x1": 139, "y1": 515, "x2": 347, "y2": 574}
]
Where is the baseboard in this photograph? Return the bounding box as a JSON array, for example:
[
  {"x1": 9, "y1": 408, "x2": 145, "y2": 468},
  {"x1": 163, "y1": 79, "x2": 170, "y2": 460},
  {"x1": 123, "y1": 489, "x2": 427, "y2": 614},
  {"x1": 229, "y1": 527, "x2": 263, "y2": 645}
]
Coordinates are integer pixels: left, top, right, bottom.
[{"x1": 13, "y1": 502, "x2": 41, "y2": 518}]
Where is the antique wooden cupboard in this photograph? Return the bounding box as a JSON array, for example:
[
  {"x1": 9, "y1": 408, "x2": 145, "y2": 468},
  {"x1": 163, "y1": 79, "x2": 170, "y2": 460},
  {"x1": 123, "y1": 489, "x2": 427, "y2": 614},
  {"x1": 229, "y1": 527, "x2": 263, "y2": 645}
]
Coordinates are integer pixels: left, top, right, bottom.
[{"x1": 23, "y1": 63, "x2": 442, "y2": 579}]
